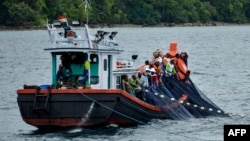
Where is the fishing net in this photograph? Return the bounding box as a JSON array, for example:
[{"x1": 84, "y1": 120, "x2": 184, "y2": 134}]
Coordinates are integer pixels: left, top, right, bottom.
[{"x1": 139, "y1": 74, "x2": 228, "y2": 120}]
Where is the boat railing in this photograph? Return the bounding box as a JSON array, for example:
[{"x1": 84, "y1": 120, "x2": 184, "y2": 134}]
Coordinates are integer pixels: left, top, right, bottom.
[
  {"x1": 55, "y1": 38, "x2": 90, "y2": 48},
  {"x1": 96, "y1": 39, "x2": 118, "y2": 49},
  {"x1": 113, "y1": 68, "x2": 139, "y2": 74},
  {"x1": 47, "y1": 24, "x2": 93, "y2": 48},
  {"x1": 48, "y1": 24, "x2": 118, "y2": 49}
]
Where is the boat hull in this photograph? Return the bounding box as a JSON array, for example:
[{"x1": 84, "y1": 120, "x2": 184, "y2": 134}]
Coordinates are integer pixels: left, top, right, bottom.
[{"x1": 17, "y1": 88, "x2": 173, "y2": 128}]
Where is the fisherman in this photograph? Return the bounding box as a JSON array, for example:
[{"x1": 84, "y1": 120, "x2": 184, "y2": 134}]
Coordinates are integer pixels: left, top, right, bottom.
[
  {"x1": 145, "y1": 68, "x2": 151, "y2": 88},
  {"x1": 82, "y1": 53, "x2": 90, "y2": 88},
  {"x1": 134, "y1": 72, "x2": 145, "y2": 100},
  {"x1": 152, "y1": 49, "x2": 163, "y2": 64},
  {"x1": 175, "y1": 53, "x2": 191, "y2": 82},
  {"x1": 150, "y1": 68, "x2": 158, "y2": 89},
  {"x1": 129, "y1": 74, "x2": 138, "y2": 95},
  {"x1": 60, "y1": 53, "x2": 72, "y2": 74},
  {"x1": 122, "y1": 74, "x2": 133, "y2": 94},
  {"x1": 161, "y1": 57, "x2": 168, "y2": 73},
  {"x1": 180, "y1": 52, "x2": 189, "y2": 66},
  {"x1": 56, "y1": 64, "x2": 71, "y2": 88},
  {"x1": 166, "y1": 58, "x2": 177, "y2": 77},
  {"x1": 144, "y1": 60, "x2": 150, "y2": 72},
  {"x1": 56, "y1": 64, "x2": 64, "y2": 88},
  {"x1": 136, "y1": 72, "x2": 145, "y2": 89},
  {"x1": 154, "y1": 60, "x2": 163, "y2": 85},
  {"x1": 166, "y1": 53, "x2": 171, "y2": 64}
]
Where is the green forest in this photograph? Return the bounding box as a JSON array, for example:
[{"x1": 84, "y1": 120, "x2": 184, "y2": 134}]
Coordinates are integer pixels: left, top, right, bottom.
[{"x1": 1, "y1": 0, "x2": 250, "y2": 27}]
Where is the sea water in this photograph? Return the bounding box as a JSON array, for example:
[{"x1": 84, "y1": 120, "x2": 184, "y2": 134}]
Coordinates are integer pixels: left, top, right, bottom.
[{"x1": 0, "y1": 25, "x2": 250, "y2": 141}]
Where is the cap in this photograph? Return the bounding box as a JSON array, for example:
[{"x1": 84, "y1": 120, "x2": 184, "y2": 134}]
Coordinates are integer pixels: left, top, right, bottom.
[
  {"x1": 150, "y1": 68, "x2": 156, "y2": 72},
  {"x1": 158, "y1": 57, "x2": 162, "y2": 63}
]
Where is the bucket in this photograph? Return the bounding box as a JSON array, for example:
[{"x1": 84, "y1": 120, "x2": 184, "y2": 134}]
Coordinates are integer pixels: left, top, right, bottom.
[{"x1": 39, "y1": 85, "x2": 50, "y2": 89}]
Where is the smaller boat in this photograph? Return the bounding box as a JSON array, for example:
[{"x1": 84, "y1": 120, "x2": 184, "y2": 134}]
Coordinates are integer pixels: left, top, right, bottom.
[{"x1": 16, "y1": 10, "x2": 228, "y2": 129}]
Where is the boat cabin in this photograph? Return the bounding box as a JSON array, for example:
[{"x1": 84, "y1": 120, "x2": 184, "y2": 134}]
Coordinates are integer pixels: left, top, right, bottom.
[{"x1": 46, "y1": 21, "x2": 139, "y2": 90}]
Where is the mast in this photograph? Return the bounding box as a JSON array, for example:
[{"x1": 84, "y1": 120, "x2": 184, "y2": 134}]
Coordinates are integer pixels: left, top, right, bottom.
[{"x1": 79, "y1": 0, "x2": 90, "y2": 25}]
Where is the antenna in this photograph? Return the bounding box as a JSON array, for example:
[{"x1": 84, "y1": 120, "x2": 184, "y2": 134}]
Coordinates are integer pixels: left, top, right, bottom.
[{"x1": 79, "y1": 0, "x2": 90, "y2": 25}]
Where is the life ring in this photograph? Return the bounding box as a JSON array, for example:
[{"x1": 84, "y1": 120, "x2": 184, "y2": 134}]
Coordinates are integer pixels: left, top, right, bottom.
[
  {"x1": 66, "y1": 31, "x2": 75, "y2": 37},
  {"x1": 116, "y1": 61, "x2": 124, "y2": 68}
]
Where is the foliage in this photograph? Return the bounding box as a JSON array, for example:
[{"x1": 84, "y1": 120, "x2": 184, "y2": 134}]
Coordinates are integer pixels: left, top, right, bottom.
[{"x1": 0, "y1": 0, "x2": 249, "y2": 26}]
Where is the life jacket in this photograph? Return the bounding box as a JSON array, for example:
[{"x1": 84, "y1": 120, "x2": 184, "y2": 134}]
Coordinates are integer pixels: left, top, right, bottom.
[{"x1": 175, "y1": 58, "x2": 190, "y2": 80}]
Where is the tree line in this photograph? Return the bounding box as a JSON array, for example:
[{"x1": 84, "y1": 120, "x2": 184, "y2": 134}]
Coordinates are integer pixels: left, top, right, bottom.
[{"x1": 0, "y1": 0, "x2": 250, "y2": 27}]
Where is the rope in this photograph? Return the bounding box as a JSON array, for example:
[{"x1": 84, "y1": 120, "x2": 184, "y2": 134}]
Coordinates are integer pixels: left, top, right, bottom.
[
  {"x1": 201, "y1": 90, "x2": 249, "y2": 118},
  {"x1": 72, "y1": 88, "x2": 147, "y2": 125},
  {"x1": 202, "y1": 90, "x2": 250, "y2": 96}
]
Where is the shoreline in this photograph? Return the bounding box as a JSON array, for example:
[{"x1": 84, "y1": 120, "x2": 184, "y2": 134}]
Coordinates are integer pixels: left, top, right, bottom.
[{"x1": 0, "y1": 22, "x2": 249, "y2": 30}]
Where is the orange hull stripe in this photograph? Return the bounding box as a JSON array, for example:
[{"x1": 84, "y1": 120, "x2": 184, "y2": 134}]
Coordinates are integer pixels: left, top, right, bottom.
[{"x1": 17, "y1": 88, "x2": 162, "y2": 111}]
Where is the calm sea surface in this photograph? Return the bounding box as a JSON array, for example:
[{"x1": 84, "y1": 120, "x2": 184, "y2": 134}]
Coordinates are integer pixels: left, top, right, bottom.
[{"x1": 0, "y1": 25, "x2": 250, "y2": 141}]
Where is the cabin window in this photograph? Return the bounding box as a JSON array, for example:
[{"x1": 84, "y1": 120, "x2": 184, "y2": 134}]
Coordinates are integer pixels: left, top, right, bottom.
[
  {"x1": 116, "y1": 75, "x2": 121, "y2": 89},
  {"x1": 104, "y1": 59, "x2": 107, "y2": 71},
  {"x1": 90, "y1": 54, "x2": 98, "y2": 64},
  {"x1": 90, "y1": 54, "x2": 99, "y2": 84}
]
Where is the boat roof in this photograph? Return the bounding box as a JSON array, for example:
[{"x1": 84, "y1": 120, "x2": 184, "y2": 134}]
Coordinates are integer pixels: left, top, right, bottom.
[
  {"x1": 46, "y1": 22, "x2": 122, "y2": 56},
  {"x1": 44, "y1": 47, "x2": 124, "y2": 54}
]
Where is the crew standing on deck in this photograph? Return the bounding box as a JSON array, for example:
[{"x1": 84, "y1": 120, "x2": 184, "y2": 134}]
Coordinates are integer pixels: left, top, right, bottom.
[{"x1": 82, "y1": 53, "x2": 90, "y2": 88}]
